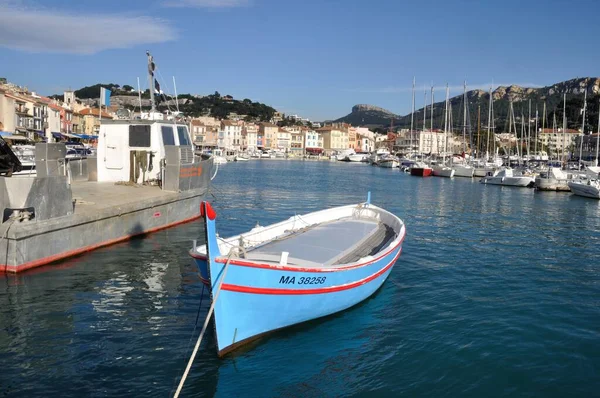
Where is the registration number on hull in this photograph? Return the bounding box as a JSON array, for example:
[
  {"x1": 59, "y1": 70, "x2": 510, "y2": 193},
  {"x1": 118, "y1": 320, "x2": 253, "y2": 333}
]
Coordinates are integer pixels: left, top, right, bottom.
[{"x1": 279, "y1": 276, "x2": 326, "y2": 285}]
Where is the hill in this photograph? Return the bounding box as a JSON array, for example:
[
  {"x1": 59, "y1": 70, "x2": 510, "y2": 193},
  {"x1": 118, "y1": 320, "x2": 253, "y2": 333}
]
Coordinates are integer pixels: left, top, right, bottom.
[
  {"x1": 53, "y1": 85, "x2": 276, "y2": 122},
  {"x1": 335, "y1": 77, "x2": 600, "y2": 134}
]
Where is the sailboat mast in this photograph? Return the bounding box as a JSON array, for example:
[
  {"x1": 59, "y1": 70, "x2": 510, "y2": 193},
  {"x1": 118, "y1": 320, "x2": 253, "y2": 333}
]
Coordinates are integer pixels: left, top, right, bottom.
[
  {"x1": 527, "y1": 99, "x2": 531, "y2": 159},
  {"x1": 462, "y1": 81, "x2": 467, "y2": 156},
  {"x1": 486, "y1": 87, "x2": 492, "y2": 161},
  {"x1": 596, "y1": 100, "x2": 600, "y2": 167},
  {"x1": 534, "y1": 105, "x2": 538, "y2": 158},
  {"x1": 579, "y1": 88, "x2": 587, "y2": 168},
  {"x1": 410, "y1": 77, "x2": 415, "y2": 156},
  {"x1": 444, "y1": 84, "x2": 449, "y2": 163},
  {"x1": 562, "y1": 93, "x2": 566, "y2": 165},
  {"x1": 477, "y1": 104, "x2": 481, "y2": 159},
  {"x1": 430, "y1": 85, "x2": 434, "y2": 131}
]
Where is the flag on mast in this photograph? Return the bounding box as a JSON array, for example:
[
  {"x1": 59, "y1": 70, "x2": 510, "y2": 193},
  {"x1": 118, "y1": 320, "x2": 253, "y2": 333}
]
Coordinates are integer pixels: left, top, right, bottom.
[{"x1": 100, "y1": 87, "x2": 111, "y2": 107}]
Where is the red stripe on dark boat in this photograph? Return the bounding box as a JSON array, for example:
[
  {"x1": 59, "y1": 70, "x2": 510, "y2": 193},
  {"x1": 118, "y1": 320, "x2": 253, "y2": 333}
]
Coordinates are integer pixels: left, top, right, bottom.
[{"x1": 220, "y1": 248, "x2": 402, "y2": 295}]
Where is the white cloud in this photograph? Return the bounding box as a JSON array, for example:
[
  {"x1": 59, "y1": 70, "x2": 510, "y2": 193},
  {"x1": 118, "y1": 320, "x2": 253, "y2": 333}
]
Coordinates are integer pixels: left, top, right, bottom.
[
  {"x1": 0, "y1": 2, "x2": 177, "y2": 54},
  {"x1": 162, "y1": 0, "x2": 249, "y2": 8}
]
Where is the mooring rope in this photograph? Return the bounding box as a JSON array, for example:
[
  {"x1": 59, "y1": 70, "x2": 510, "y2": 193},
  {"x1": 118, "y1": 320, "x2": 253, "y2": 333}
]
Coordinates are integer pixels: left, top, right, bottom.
[{"x1": 173, "y1": 248, "x2": 239, "y2": 398}]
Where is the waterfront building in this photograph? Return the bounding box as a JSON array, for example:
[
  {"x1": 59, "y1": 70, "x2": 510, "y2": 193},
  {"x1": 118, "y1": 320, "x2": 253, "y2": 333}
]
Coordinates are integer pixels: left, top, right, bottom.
[
  {"x1": 317, "y1": 126, "x2": 349, "y2": 153},
  {"x1": 574, "y1": 133, "x2": 600, "y2": 161},
  {"x1": 79, "y1": 108, "x2": 113, "y2": 135},
  {"x1": 304, "y1": 129, "x2": 323, "y2": 155},
  {"x1": 242, "y1": 123, "x2": 259, "y2": 151},
  {"x1": 395, "y1": 130, "x2": 448, "y2": 155},
  {"x1": 190, "y1": 119, "x2": 207, "y2": 145},
  {"x1": 539, "y1": 128, "x2": 579, "y2": 159},
  {"x1": 348, "y1": 127, "x2": 357, "y2": 150},
  {"x1": 289, "y1": 129, "x2": 304, "y2": 155},
  {"x1": 259, "y1": 122, "x2": 279, "y2": 149},
  {"x1": 46, "y1": 103, "x2": 62, "y2": 140},
  {"x1": 276, "y1": 128, "x2": 291, "y2": 151},
  {"x1": 219, "y1": 120, "x2": 242, "y2": 150}
]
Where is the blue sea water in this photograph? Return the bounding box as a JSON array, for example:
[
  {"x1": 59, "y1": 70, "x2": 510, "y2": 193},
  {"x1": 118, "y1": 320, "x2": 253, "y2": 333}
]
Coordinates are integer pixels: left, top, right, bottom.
[{"x1": 1, "y1": 160, "x2": 599, "y2": 397}]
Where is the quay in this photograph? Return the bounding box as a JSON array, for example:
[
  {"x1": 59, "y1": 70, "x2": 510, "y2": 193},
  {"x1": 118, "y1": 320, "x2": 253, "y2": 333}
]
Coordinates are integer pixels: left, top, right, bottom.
[
  {"x1": 0, "y1": 116, "x2": 213, "y2": 273},
  {"x1": 0, "y1": 178, "x2": 209, "y2": 273}
]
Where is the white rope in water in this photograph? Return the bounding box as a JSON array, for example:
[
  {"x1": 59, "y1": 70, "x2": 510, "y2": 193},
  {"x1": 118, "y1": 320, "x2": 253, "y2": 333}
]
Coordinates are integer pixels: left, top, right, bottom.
[{"x1": 173, "y1": 249, "x2": 237, "y2": 398}]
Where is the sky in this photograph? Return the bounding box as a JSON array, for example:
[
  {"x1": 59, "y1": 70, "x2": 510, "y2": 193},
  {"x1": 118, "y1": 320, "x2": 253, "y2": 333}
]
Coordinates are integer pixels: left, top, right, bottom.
[{"x1": 0, "y1": 0, "x2": 598, "y2": 121}]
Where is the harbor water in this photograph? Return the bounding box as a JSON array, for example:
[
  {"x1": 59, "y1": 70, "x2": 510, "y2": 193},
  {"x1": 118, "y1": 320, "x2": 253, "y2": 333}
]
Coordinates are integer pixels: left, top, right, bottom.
[{"x1": 1, "y1": 160, "x2": 599, "y2": 397}]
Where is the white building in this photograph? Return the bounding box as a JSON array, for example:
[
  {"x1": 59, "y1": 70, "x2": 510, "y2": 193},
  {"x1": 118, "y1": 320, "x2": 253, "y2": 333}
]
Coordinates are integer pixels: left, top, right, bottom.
[
  {"x1": 276, "y1": 128, "x2": 291, "y2": 151},
  {"x1": 355, "y1": 127, "x2": 375, "y2": 152},
  {"x1": 539, "y1": 128, "x2": 579, "y2": 158},
  {"x1": 395, "y1": 130, "x2": 448, "y2": 154},
  {"x1": 243, "y1": 123, "x2": 259, "y2": 151},
  {"x1": 219, "y1": 120, "x2": 242, "y2": 150}
]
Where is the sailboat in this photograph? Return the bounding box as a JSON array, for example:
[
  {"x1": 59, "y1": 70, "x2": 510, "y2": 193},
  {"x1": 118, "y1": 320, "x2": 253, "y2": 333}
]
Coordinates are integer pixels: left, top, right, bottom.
[
  {"x1": 453, "y1": 82, "x2": 474, "y2": 177},
  {"x1": 473, "y1": 87, "x2": 498, "y2": 177},
  {"x1": 535, "y1": 95, "x2": 572, "y2": 191},
  {"x1": 567, "y1": 94, "x2": 600, "y2": 199},
  {"x1": 410, "y1": 85, "x2": 433, "y2": 177},
  {"x1": 432, "y1": 84, "x2": 455, "y2": 178}
]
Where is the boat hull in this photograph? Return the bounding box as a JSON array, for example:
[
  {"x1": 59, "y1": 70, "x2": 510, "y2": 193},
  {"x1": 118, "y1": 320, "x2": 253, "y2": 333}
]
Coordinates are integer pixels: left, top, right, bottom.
[
  {"x1": 410, "y1": 167, "x2": 432, "y2": 177},
  {"x1": 432, "y1": 167, "x2": 455, "y2": 178},
  {"x1": 481, "y1": 176, "x2": 535, "y2": 187},
  {"x1": 453, "y1": 165, "x2": 474, "y2": 178},
  {"x1": 207, "y1": 242, "x2": 402, "y2": 356},
  {"x1": 473, "y1": 167, "x2": 494, "y2": 177},
  {"x1": 567, "y1": 181, "x2": 600, "y2": 199},
  {"x1": 534, "y1": 177, "x2": 570, "y2": 191},
  {"x1": 378, "y1": 160, "x2": 399, "y2": 168}
]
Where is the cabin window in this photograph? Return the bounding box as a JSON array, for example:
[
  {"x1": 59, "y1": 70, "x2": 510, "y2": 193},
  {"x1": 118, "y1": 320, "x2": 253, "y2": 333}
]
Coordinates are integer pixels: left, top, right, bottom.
[
  {"x1": 161, "y1": 126, "x2": 175, "y2": 146},
  {"x1": 129, "y1": 125, "x2": 151, "y2": 147},
  {"x1": 177, "y1": 126, "x2": 191, "y2": 146}
]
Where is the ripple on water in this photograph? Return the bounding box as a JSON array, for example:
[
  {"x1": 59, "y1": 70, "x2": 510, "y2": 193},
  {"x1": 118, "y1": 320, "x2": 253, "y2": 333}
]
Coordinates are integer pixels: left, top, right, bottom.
[{"x1": 0, "y1": 161, "x2": 599, "y2": 397}]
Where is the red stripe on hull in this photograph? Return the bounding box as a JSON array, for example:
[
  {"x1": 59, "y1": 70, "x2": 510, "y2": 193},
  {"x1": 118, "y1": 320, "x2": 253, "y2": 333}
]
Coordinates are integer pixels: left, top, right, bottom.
[
  {"x1": 1, "y1": 214, "x2": 201, "y2": 274},
  {"x1": 209, "y1": 232, "x2": 405, "y2": 273},
  {"x1": 220, "y1": 248, "x2": 402, "y2": 295},
  {"x1": 410, "y1": 168, "x2": 433, "y2": 177}
]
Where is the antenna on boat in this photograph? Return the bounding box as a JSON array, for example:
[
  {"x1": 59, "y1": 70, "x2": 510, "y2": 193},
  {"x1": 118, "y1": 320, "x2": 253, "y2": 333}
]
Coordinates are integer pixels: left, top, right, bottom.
[
  {"x1": 366, "y1": 191, "x2": 371, "y2": 205},
  {"x1": 173, "y1": 76, "x2": 180, "y2": 115},
  {"x1": 146, "y1": 51, "x2": 157, "y2": 113},
  {"x1": 136, "y1": 76, "x2": 142, "y2": 117}
]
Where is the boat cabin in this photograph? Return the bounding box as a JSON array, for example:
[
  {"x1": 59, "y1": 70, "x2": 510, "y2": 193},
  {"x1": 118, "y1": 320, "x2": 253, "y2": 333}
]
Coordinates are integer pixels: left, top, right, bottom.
[{"x1": 97, "y1": 120, "x2": 193, "y2": 184}]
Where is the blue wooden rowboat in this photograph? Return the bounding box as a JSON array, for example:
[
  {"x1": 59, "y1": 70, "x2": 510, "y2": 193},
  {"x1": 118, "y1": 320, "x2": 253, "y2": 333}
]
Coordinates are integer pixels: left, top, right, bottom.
[{"x1": 190, "y1": 195, "x2": 406, "y2": 357}]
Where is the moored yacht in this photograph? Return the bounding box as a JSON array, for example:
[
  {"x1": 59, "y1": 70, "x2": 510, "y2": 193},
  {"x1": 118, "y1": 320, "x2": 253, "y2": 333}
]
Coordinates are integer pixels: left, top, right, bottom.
[
  {"x1": 567, "y1": 178, "x2": 600, "y2": 199},
  {"x1": 410, "y1": 161, "x2": 433, "y2": 177},
  {"x1": 534, "y1": 167, "x2": 571, "y2": 191},
  {"x1": 480, "y1": 167, "x2": 535, "y2": 187}
]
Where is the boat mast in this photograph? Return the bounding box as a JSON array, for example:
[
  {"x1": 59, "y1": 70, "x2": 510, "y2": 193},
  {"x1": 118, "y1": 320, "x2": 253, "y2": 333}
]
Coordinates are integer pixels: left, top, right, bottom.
[
  {"x1": 527, "y1": 99, "x2": 531, "y2": 159},
  {"x1": 562, "y1": 93, "x2": 566, "y2": 166},
  {"x1": 147, "y1": 51, "x2": 157, "y2": 113},
  {"x1": 486, "y1": 87, "x2": 492, "y2": 161},
  {"x1": 423, "y1": 88, "x2": 427, "y2": 156},
  {"x1": 477, "y1": 104, "x2": 481, "y2": 159},
  {"x1": 410, "y1": 77, "x2": 415, "y2": 156},
  {"x1": 444, "y1": 84, "x2": 449, "y2": 164},
  {"x1": 430, "y1": 84, "x2": 434, "y2": 154},
  {"x1": 534, "y1": 105, "x2": 538, "y2": 159},
  {"x1": 579, "y1": 88, "x2": 587, "y2": 169},
  {"x1": 596, "y1": 100, "x2": 600, "y2": 167},
  {"x1": 462, "y1": 81, "x2": 467, "y2": 157}
]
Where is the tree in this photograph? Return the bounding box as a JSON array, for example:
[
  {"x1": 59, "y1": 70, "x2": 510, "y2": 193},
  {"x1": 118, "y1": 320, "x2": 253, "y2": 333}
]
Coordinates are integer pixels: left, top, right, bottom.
[{"x1": 122, "y1": 84, "x2": 134, "y2": 91}]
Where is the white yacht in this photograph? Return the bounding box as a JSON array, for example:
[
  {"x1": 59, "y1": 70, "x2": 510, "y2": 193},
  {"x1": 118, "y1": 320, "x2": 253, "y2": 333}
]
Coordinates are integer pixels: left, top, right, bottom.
[
  {"x1": 534, "y1": 167, "x2": 572, "y2": 191},
  {"x1": 568, "y1": 178, "x2": 600, "y2": 199},
  {"x1": 212, "y1": 149, "x2": 228, "y2": 165},
  {"x1": 432, "y1": 164, "x2": 455, "y2": 178},
  {"x1": 348, "y1": 152, "x2": 369, "y2": 162},
  {"x1": 480, "y1": 167, "x2": 535, "y2": 187}
]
